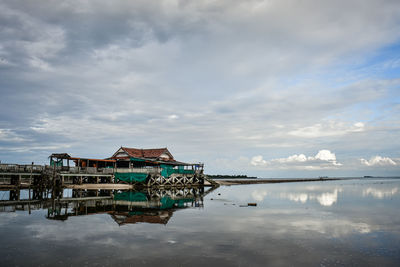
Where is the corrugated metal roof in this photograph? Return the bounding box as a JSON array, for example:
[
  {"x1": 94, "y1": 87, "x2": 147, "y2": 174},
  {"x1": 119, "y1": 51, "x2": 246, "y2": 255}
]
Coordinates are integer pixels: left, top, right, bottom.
[{"x1": 116, "y1": 147, "x2": 174, "y2": 161}]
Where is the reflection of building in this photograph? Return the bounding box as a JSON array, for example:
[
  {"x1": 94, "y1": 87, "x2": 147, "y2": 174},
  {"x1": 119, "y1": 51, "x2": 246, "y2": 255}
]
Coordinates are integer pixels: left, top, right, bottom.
[
  {"x1": 108, "y1": 189, "x2": 202, "y2": 225},
  {"x1": 111, "y1": 210, "x2": 174, "y2": 225},
  {"x1": 46, "y1": 187, "x2": 208, "y2": 225}
]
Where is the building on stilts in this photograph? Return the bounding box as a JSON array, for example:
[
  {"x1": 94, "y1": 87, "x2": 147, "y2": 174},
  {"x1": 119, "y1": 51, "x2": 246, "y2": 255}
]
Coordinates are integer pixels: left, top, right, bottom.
[{"x1": 109, "y1": 147, "x2": 204, "y2": 186}]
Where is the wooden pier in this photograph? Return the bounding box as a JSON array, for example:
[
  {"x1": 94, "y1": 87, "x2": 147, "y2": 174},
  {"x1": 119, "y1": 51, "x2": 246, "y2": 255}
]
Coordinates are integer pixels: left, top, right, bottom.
[
  {"x1": 1, "y1": 147, "x2": 207, "y2": 189},
  {"x1": 0, "y1": 163, "x2": 114, "y2": 188},
  {"x1": 0, "y1": 162, "x2": 206, "y2": 189}
]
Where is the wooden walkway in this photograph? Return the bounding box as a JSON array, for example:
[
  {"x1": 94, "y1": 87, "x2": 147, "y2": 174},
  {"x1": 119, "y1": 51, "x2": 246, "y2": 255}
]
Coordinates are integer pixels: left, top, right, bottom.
[{"x1": 0, "y1": 163, "x2": 207, "y2": 188}]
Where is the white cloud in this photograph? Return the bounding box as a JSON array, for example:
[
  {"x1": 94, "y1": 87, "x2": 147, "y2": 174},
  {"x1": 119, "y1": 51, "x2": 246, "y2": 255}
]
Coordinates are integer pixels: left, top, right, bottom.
[
  {"x1": 168, "y1": 114, "x2": 179, "y2": 120},
  {"x1": 250, "y1": 155, "x2": 268, "y2": 166},
  {"x1": 0, "y1": 129, "x2": 29, "y2": 142},
  {"x1": 0, "y1": 144, "x2": 71, "y2": 153},
  {"x1": 289, "y1": 121, "x2": 365, "y2": 138},
  {"x1": 360, "y1": 156, "x2": 397, "y2": 166},
  {"x1": 312, "y1": 150, "x2": 337, "y2": 162},
  {"x1": 276, "y1": 154, "x2": 308, "y2": 163},
  {"x1": 251, "y1": 150, "x2": 342, "y2": 170}
]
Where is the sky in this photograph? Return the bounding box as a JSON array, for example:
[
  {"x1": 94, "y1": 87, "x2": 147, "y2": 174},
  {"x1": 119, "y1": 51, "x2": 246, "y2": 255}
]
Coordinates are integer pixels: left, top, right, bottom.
[{"x1": 0, "y1": 0, "x2": 400, "y2": 177}]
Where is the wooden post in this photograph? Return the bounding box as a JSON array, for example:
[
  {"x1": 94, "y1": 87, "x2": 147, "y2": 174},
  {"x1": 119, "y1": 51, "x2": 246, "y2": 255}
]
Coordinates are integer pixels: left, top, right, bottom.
[
  {"x1": 28, "y1": 162, "x2": 33, "y2": 215},
  {"x1": 52, "y1": 158, "x2": 56, "y2": 188},
  {"x1": 30, "y1": 162, "x2": 33, "y2": 186}
]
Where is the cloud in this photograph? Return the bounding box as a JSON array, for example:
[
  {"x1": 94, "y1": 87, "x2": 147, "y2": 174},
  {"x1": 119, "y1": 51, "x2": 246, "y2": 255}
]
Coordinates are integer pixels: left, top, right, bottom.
[
  {"x1": 251, "y1": 150, "x2": 342, "y2": 170},
  {"x1": 0, "y1": 3, "x2": 65, "y2": 70},
  {"x1": 250, "y1": 155, "x2": 268, "y2": 166},
  {"x1": 0, "y1": 129, "x2": 29, "y2": 142},
  {"x1": 0, "y1": 1, "x2": 399, "y2": 176},
  {"x1": 360, "y1": 156, "x2": 397, "y2": 166},
  {"x1": 312, "y1": 150, "x2": 338, "y2": 162},
  {"x1": 289, "y1": 121, "x2": 365, "y2": 138}
]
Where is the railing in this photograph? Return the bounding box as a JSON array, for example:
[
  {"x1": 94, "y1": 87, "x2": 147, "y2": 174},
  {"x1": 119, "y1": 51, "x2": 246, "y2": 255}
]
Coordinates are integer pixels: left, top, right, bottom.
[
  {"x1": 44, "y1": 166, "x2": 115, "y2": 175},
  {"x1": 0, "y1": 164, "x2": 44, "y2": 173},
  {"x1": 115, "y1": 167, "x2": 161, "y2": 175},
  {"x1": 1, "y1": 164, "x2": 203, "y2": 176}
]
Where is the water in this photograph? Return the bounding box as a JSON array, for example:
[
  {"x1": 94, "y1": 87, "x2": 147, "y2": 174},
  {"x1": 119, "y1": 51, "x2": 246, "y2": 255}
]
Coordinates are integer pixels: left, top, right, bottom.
[{"x1": 1, "y1": 178, "x2": 400, "y2": 266}]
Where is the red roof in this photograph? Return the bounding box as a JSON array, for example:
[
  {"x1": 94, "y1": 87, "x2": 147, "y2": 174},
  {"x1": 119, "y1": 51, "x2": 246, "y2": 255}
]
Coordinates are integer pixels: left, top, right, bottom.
[{"x1": 111, "y1": 147, "x2": 174, "y2": 161}]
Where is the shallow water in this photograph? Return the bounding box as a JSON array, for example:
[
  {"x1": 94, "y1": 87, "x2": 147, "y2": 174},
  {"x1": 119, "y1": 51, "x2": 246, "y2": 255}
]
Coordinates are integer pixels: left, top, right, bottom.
[{"x1": 1, "y1": 178, "x2": 400, "y2": 266}]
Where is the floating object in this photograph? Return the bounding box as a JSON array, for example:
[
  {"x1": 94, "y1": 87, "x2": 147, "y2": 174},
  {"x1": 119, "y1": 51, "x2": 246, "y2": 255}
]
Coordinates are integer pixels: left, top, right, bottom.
[{"x1": 247, "y1": 203, "x2": 257, "y2": 206}]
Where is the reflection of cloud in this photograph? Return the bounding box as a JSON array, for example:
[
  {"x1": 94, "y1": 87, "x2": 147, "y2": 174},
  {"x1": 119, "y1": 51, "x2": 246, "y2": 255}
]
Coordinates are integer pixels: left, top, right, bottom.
[
  {"x1": 279, "y1": 188, "x2": 342, "y2": 206},
  {"x1": 363, "y1": 187, "x2": 399, "y2": 199},
  {"x1": 0, "y1": 212, "x2": 19, "y2": 226},
  {"x1": 291, "y1": 219, "x2": 373, "y2": 236},
  {"x1": 219, "y1": 208, "x2": 377, "y2": 238},
  {"x1": 280, "y1": 193, "x2": 308, "y2": 203},
  {"x1": 315, "y1": 189, "x2": 341, "y2": 206},
  {"x1": 251, "y1": 189, "x2": 268, "y2": 201}
]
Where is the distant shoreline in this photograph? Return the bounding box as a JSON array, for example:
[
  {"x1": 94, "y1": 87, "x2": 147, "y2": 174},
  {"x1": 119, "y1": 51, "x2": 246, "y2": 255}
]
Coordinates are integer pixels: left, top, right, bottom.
[
  {"x1": 211, "y1": 176, "x2": 400, "y2": 185},
  {"x1": 213, "y1": 177, "x2": 342, "y2": 185},
  {"x1": 206, "y1": 174, "x2": 257, "y2": 179}
]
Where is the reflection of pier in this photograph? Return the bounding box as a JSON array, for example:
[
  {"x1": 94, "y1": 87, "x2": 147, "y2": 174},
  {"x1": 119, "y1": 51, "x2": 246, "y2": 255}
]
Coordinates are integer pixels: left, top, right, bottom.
[
  {"x1": 0, "y1": 187, "x2": 51, "y2": 213},
  {"x1": 0, "y1": 186, "x2": 213, "y2": 225}
]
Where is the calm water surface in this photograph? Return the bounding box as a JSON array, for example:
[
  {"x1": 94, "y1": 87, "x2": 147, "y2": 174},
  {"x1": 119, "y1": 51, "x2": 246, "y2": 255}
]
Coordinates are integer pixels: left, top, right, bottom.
[{"x1": 1, "y1": 178, "x2": 400, "y2": 266}]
